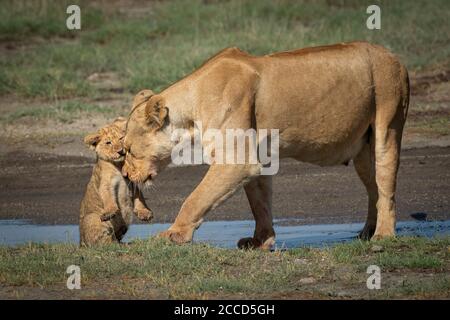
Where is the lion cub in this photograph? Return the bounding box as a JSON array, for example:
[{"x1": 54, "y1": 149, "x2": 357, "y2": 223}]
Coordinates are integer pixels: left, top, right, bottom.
[{"x1": 79, "y1": 117, "x2": 153, "y2": 246}]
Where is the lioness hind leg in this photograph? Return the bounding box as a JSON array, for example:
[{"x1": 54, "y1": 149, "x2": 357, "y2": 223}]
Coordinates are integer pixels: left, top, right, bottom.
[
  {"x1": 372, "y1": 120, "x2": 403, "y2": 240},
  {"x1": 370, "y1": 56, "x2": 409, "y2": 240},
  {"x1": 238, "y1": 175, "x2": 275, "y2": 250},
  {"x1": 353, "y1": 135, "x2": 378, "y2": 240},
  {"x1": 372, "y1": 94, "x2": 407, "y2": 240}
]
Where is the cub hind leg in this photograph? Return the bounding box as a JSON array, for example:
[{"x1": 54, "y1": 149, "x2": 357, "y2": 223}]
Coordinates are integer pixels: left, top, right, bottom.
[
  {"x1": 80, "y1": 214, "x2": 117, "y2": 246},
  {"x1": 372, "y1": 115, "x2": 405, "y2": 239}
]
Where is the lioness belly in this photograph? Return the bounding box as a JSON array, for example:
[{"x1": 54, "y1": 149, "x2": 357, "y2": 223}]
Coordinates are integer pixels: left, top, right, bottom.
[
  {"x1": 255, "y1": 46, "x2": 374, "y2": 166},
  {"x1": 280, "y1": 127, "x2": 369, "y2": 166}
]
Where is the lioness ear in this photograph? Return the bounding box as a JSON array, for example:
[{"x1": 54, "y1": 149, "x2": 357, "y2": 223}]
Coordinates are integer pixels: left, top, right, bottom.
[
  {"x1": 84, "y1": 133, "x2": 101, "y2": 150},
  {"x1": 145, "y1": 95, "x2": 168, "y2": 129},
  {"x1": 133, "y1": 89, "x2": 154, "y2": 108}
]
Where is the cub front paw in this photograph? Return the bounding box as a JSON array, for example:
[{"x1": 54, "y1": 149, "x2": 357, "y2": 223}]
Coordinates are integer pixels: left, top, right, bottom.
[{"x1": 134, "y1": 208, "x2": 154, "y2": 222}]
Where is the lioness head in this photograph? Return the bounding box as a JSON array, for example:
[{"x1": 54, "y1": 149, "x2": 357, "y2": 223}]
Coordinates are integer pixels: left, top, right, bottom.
[
  {"x1": 122, "y1": 90, "x2": 174, "y2": 184},
  {"x1": 84, "y1": 117, "x2": 127, "y2": 163}
]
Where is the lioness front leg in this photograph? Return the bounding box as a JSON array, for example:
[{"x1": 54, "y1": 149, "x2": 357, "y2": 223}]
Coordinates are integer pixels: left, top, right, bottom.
[
  {"x1": 133, "y1": 189, "x2": 154, "y2": 222},
  {"x1": 99, "y1": 182, "x2": 120, "y2": 222},
  {"x1": 159, "y1": 164, "x2": 260, "y2": 244}
]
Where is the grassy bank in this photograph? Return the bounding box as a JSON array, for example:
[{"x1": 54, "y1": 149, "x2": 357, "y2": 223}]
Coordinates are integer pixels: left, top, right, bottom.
[
  {"x1": 1, "y1": 0, "x2": 449, "y2": 99},
  {"x1": 1, "y1": 236, "x2": 449, "y2": 299},
  {"x1": 0, "y1": 1, "x2": 448, "y2": 147}
]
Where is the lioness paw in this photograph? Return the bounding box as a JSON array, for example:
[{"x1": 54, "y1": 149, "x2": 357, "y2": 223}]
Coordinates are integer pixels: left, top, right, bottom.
[
  {"x1": 237, "y1": 237, "x2": 259, "y2": 250},
  {"x1": 237, "y1": 236, "x2": 275, "y2": 250},
  {"x1": 358, "y1": 224, "x2": 376, "y2": 240},
  {"x1": 158, "y1": 229, "x2": 191, "y2": 244}
]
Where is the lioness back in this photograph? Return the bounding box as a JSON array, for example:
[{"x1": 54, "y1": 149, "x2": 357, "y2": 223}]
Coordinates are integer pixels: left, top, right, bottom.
[
  {"x1": 182, "y1": 42, "x2": 408, "y2": 166},
  {"x1": 253, "y1": 42, "x2": 408, "y2": 165}
]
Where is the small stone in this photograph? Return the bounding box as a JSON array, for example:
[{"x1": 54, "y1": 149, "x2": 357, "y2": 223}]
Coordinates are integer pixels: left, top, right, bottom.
[
  {"x1": 87, "y1": 73, "x2": 100, "y2": 81},
  {"x1": 371, "y1": 245, "x2": 384, "y2": 253},
  {"x1": 299, "y1": 277, "x2": 316, "y2": 285}
]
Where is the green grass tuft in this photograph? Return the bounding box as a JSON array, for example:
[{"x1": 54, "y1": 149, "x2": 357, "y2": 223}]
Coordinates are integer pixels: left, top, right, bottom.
[
  {"x1": 1, "y1": 0, "x2": 449, "y2": 99},
  {"x1": 0, "y1": 100, "x2": 119, "y2": 123},
  {"x1": 0, "y1": 236, "x2": 448, "y2": 298}
]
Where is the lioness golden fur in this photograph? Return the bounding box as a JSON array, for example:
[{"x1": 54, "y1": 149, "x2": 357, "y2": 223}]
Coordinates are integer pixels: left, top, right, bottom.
[
  {"x1": 123, "y1": 42, "x2": 410, "y2": 249},
  {"x1": 79, "y1": 117, "x2": 153, "y2": 246}
]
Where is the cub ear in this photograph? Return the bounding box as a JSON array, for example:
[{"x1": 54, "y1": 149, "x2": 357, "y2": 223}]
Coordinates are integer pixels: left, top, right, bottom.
[
  {"x1": 145, "y1": 95, "x2": 168, "y2": 130},
  {"x1": 113, "y1": 117, "x2": 127, "y2": 130},
  {"x1": 114, "y1": 116, "x2": 126, "y2": 122},
  {"x1": 84, "y1": 133, "x2": 101, "y2": 150}
]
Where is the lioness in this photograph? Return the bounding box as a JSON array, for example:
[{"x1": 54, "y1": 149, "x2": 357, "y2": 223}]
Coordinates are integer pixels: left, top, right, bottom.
[
  {"x1": 123, "y1": 42, "x2": 409, "y2": 249},
  {"x1": 79, "y1": 117, "x2": 153, "y2": 246}
]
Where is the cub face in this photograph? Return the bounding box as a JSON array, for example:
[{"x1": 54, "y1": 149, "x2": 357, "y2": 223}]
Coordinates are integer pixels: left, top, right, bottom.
[{"x1": 84, "y1": 117, "x2": 127, "y2": 163}]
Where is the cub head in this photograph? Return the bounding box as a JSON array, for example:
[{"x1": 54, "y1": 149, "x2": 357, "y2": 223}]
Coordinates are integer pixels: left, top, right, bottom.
[
  {"x1": 84, "y1": 117, "x2": 127, "y2": 163},
  {"x1": 122, "y1": 91, "x2": 174, "y2": 185}
]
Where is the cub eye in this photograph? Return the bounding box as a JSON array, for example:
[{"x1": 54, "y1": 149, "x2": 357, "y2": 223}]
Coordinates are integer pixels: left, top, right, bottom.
[{"x1": 106, "y1": 141, "x2": 112, "y2": 145}]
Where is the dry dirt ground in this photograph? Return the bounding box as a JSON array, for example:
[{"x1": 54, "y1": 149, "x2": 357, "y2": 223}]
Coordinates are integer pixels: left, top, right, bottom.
[{"x1": 0, "y1": 146, "x2": 449, "y2": 226}]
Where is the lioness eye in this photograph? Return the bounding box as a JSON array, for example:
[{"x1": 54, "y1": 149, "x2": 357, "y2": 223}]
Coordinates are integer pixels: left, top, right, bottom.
[{"x1": 106, "y1": 141, "x2": 112, "y2": 145}]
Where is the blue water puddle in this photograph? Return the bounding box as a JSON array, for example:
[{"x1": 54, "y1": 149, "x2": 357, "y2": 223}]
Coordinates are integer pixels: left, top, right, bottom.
[{"x1": 0, "y1": 219, "x2": 449, "y2": 248}]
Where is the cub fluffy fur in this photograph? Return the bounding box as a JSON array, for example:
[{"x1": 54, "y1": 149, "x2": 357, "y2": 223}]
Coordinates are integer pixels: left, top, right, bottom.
[{"x1": 79, "y1": 117, "x2": 153, "y2": 246}]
